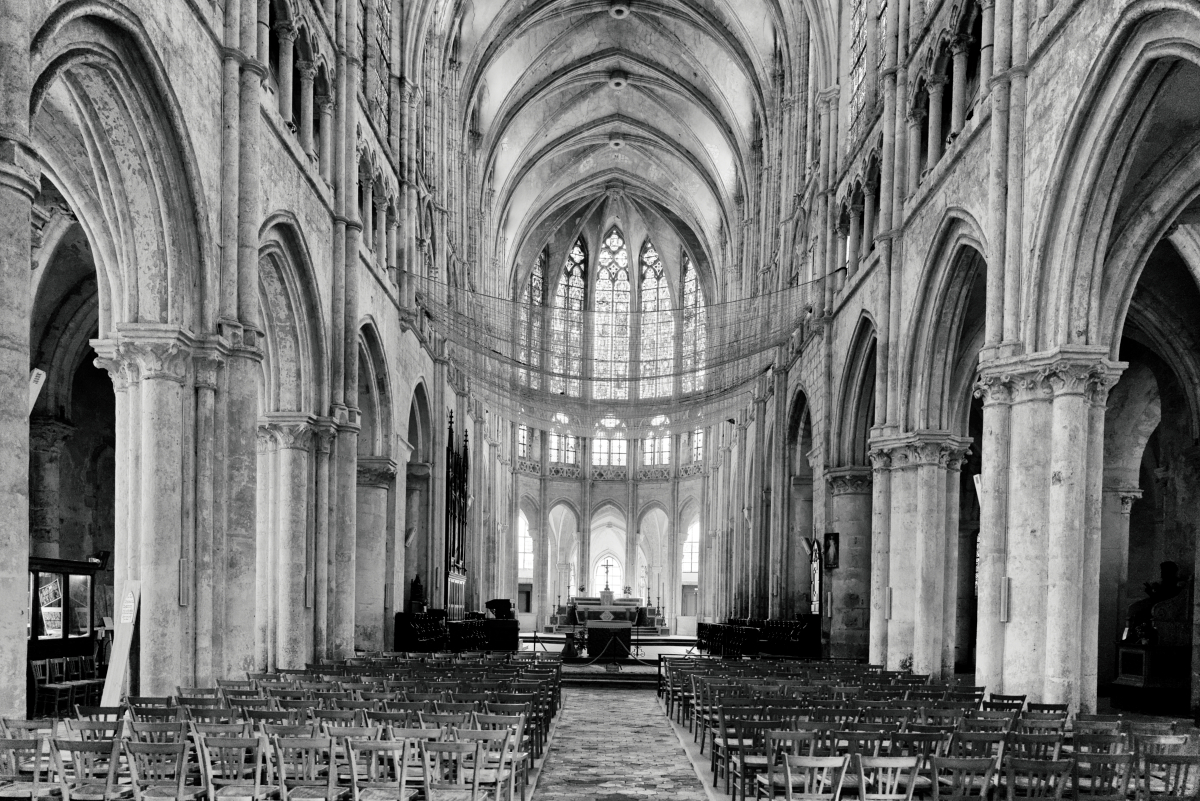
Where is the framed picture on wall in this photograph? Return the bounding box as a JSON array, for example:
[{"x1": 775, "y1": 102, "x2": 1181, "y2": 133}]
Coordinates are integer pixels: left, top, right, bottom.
[{"x1": 824, "y1": 532, "x2": 840, "y2": 570}]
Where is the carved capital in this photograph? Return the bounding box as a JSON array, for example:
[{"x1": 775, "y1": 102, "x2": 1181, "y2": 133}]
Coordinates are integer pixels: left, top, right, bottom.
[
  {"x1": 297, "y1": 60, "x2": 317, "y2": 82},
  {"x1": 873, "y1": 432, "x2": 971, "y2": 470},
  {"x1": 316, "y1": 94, "x2": 335, "y2": 114},
  {"x1": 978, "y1": 348, "x2": 1125, "y2": 407},
  {"x1": 273, "y1": 20, "x2": 297, "y2": 41},
  {"x1": 29, "y1": 417, "x2": 74, "y2": 455},
  {"x1": 868, "y1": 447, "x2": 892, "y2": 473},
  {"x1": 1106, "y1": 486, "x2": 1143, "y2": 516},
  {"x1": 973, "y1": 373, "x2": 1016, "y2": 405},
  {"x1": 261, "y1": 419, "x2": 314, "y2": 451},
  {"x1": 257, "y1": 427, "x2": 277, "y2": 454},
  {"x1": 358, "y1": 457, "x2": 398, "y2": 488},
  {"x1": 192, "y1": 353, "x2": 225, "y2": 390},
  {"x1": 828, "y1": 467, "x2": 872, "y2": 496}
]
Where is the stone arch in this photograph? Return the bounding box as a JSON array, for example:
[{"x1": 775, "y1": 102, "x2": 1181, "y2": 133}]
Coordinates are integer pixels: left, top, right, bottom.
[
  {"x1": 1030, "y1": 4, "x2": 1200, "y2": 351},
  {"x1": 30, "y1": 4, "x2": 211, "y2": 334},
  {"x1": 406, "y1": 381, "x2": 433, "y2": 463},
  {"x1": 547, "y1": 500, "x2": 580, "y2": 601},
  {"x1": 357, "y1": 320, "x2": 393, "y2": 458},
  {"x1": 833, "y1": 315, "x2": 878, "y2": 467},
  {"x1": 901, "y1": 210, "x2": 988, "y2": 432},
  {"x1": 402, "y1": 380, "x2": 434, "y2": 611},
  {"x1": 257, "y1": 219, "x2": 328, "y2": 415},
  {"x1": 783, "y1": 388, "x2": 816, "y2": 619}
]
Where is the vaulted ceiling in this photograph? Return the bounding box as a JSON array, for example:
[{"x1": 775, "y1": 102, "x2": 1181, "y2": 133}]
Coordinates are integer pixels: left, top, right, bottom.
[{"x1": 437, "y1": 0, "x2": 827, "y2": 293}]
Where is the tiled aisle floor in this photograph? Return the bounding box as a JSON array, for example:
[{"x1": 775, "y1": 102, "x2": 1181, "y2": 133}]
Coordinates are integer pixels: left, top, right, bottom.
[{"x1": 532, "y1": 687, "x2": 713, "y2": 801}]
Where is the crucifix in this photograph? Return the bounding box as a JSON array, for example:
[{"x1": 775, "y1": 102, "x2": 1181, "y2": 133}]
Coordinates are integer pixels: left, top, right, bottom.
[{"x1": 603, "y1": 560, "x2": 611, "y2": 591}]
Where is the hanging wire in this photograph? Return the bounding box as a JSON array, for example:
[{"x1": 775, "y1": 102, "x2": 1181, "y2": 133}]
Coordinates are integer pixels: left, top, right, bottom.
[{"x1": 413, "y1": 273, "x2": 821, "y2": 438}]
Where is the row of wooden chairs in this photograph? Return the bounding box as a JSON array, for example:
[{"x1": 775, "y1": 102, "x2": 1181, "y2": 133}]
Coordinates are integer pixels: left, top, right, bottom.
[{"x1": 31, "y1": 658, "x2": 106, "y2": 717}]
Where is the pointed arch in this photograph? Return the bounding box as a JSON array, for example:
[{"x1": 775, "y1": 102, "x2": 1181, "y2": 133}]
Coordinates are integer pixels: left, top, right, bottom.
[
  {"x1": 594, "y1": 226, "x2": 631, "y2": 400},
  {"x1": 639, "y1": 239, "x2": 674, "y2": 398},
  {"x1": 549, "y1": 237, "x2": 586, "y2": 396},
  {"x1": 357, "y1": 319, "x2": 393, "y2": 458},
  {"x1": 833, "y1": 315, "x2": 878, "y2": 467}
]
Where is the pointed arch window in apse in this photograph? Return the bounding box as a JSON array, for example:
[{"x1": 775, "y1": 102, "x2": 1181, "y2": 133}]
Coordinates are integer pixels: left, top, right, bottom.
[
  {"x1": 594, "y1": 555, "x2": 622, "y2": 593},
  {"x1": 681, "y1": 254, "x2": 707, "y2": 394},
  {"x1": 639, "y1": 241, "x2": 674, "y2": 398},
  {"x1": 518, "y1": 248, "x2": 547, "y2": 388},
  {"x1": 593, "y1": 228, "x2": 631, "y2": 400},
  {"x1": 550, "y1": 240, "x2": 586, "y2": 396}
]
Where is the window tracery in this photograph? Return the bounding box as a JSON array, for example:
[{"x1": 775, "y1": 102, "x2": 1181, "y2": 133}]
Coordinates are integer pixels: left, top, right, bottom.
[
  {"x1": 591, "y1": 436, "x2": 627, "y2": 466},
  {"x1": 518, "y1": 249, "x2": 546, "y2": 389},
  {"x1": 639, "y1": 241, "x2": 674, "y2": 398},
  {"x1": 594, "y1": 228, "x2": 631, "y2": 400},
  {"x1": 681, "y1": 255, "x2": 707, "y2": 394},
  {"x1": 550, "y1": 241, "x2": 586, "y2": 396}
]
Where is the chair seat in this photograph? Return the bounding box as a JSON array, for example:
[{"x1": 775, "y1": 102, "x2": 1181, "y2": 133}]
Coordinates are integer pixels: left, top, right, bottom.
[
  {"x1": 212, "y1": 784, "x2": 279, "y2": 800},
  {"x1": 353, "y1": 789, "x2": 418, "y2": 801},
  {"x1": 755, "y1": 769, "x2": 804, "y2": 789},
  {"x1": 139, "y1": 788, "x2": 203, "y2": 800},
  {"x1": 67, "y1": 782, "x2": 134, "y2": 801},
  {"x1": 0, "y1": 783, "x2": 61, "y2": 799},
  {"x1": 284, "y1": 788, "x2": 347, "y2": 801},
  {"x1": 422, "y1": 792, "x2": 492, "y2": 801},
  {"x1": 462, "y1": 768, "x2": 511, "y2": 783}
]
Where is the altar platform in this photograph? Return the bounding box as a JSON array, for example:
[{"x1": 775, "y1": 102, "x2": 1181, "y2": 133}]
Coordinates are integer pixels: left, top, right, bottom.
[{"x1": 546, "y1": 596, "x2": 669, "y2": 634}]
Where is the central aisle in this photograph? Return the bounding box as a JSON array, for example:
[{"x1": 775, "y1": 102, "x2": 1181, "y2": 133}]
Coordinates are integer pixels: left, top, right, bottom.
[{"x1": 533, "y1": 687, "x2": 711, "y2": 801}]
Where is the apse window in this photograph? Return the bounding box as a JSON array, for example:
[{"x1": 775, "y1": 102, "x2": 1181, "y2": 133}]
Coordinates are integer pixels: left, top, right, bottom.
[
  {"x1": 518, "y1": 425, "x2": 531, "y2": 459},
  {"x1": 643, "y1": 434, "x2": 671, "y2": 465},
  {"x1": 592, "y1": 436, "x2": 627, "y2": 466},
  {"x1": 548, "y1": 433, "x2": 578, "y2": 464},
  {"x1": 682, "y1": 524, "x2": 699, "y2": 573},
  {"x1": 691, "y1": 429, "x2": 705, "y2": 462}
]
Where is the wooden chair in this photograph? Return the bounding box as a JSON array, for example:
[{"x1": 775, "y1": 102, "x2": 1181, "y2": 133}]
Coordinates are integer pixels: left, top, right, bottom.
[
  {"x1": 64, "y1": 721, "x2": 125, "y2": 743},
  {"x1": 270, "y1": 736, "x2": 347, "y2": 801},
  {"x1": 1071, "y1": 734, "x2": 1127, "y2": 756},
  {"x1": 51, "y1": 738, "x2": 130, "y2": 801},
  {"x1": 123, "y1": 741, "x2": 203, "y2": 801},
  {"x1": 73, "y1": 708, "x2": 125, "y2": 723},
  {"x1": 453, "y1": 729, "x2": 511, "y2": 801},
  {"x1": 30, "y1": 661, "x2": 74, "y2": 718},
  {"x1": 127, "y1": 722, "x2": 189, "y2": 745},
  {"x1": 1000, "y1": 757, "x2": 1071, "y2": 801},
  {"x1": 857, "y1": 755, "x2": 919, "y2": 801},
  {"x1": 713, "y1": 704, "x2": 762, "y2": 792},
  {"x1": 417, "y1": 740, "x2": 486, "y2": 801},
  {"x1": 470, "y1": 714, "x2": 528, "y2": 801},
  {"x1": 1072, "y1": 753, "x2": 1134, "y2": 801},
  {"x1": 781, "y1": 754, "x2": 849, "y2": 801},
  {"x1": 732, "y1": 720, "x2": 779, "y2": 801},
  {"x1": 984, "y1": 696, "x2": 1026, "y2": 713},
  {"x1": 1141, "y1": 753, "x2": 1200, "y2": 801},
  {"x1": 345, "y1": 741, "x2": 417, "y2": 801},
  {"x1": 1005, "y1": 733, "x2": 1063, "y2": 761},
  {"x1": 930, "y1": 756, "x2": 995, "y2": 801},
  {"x1": 0, "y1": 737, "x2": 59, "y2": 798},
  {"x1": 754, "y1": 730, "x2": 817, "y2": 800},
  {"x1": 195, "y1": 735, "x2": 274, "y2": 801}
]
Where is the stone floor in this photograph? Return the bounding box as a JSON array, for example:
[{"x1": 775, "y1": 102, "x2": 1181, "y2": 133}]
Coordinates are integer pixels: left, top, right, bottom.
[{"x1": 532, "y1": 687, "x2": 713, "y2": 801}]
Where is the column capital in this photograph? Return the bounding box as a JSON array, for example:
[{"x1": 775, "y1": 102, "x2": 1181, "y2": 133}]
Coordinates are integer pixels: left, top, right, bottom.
[
  {"x1": 1105, "y1": 486, "x2": 1143, "y2": 515},
  {"x1": 827, "y1": 466, "x2": 872, "y2": 496},
  {"x1": 273, "y1": 20, "x2": 297, "y2": 40},
  {"x1": 976, "y1": 347, "x2": 1126, "y2": 406},
  {"x1": 93, "y1": 325, "x2": 196, "y2": 386},
  {"x1": 260, "y1": 417, "x2": 315, "y2": 450},
  {"x1": 870, "y1": 431, "x2": 972, "y2": 469},
  {"x1": 29, "y1": 416, "x2": 74, "y2": 453},
  {"x1": 951, "y1": 34, "x2": 974, "y2": 55},
  {"x1": 0, "y1": 139, "x2": 40, "y2": 200},
  {"x1": 316, "y1": 94, "x2": 335, "y2": 113},
  {"x1": 358, "y1": 457, "x2": 398, "y2": 488},
  {"x1": 297, "y1": 60, "x2": 317, "y2": 82}
]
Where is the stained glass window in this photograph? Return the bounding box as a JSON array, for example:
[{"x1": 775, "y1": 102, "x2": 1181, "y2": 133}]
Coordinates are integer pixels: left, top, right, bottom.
[
  {"x1": 591, "y1": 436, "x2": 627, "y2": 466},
  {"x1": 876, "y1": 0, "x2": 889, "y2": 94},
  {"x1": 518, "y1": 249, "x2": 547, "y2": 388},
  {"x1": 642, "y1": 434, "x2": 671, "y2": 465},
  {"x1": 593, "y1": 228, "x2": 631, "y2": 400},
  {"x1": 548, "y1": 433, "x2": 578, "y2": 464},
  {"x1": 691, "y1": 429, "x2": 705, "y2": 462},
  {"x1": 680, "y1": 255, "x2": 707, "y2": 393},
  {"x1": 517, "y1": 425, "x2": 531, "y2": 459},
  {"x1": 550, "y1": 241, "x2": 586, "y2": 396},
  {"x1": 639, "y1": 241, "x2": 674, "y2": 398},
  {"x1": 848, "y1": 0, "x2": 868, "y2": 142},
  {"x1": 374, "y1": 0, "x2": 391, "y2": 132}
]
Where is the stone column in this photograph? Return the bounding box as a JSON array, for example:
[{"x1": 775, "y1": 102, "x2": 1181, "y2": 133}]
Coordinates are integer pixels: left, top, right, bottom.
[
  {"x1": 861, "y1": 188, "x2": 876, "y2": 257},
  {"x1": 374, "y1": 196, "x2": 388, "y2": 272},
  {"x1": 835, "y1": 218, "x2": 849, "y2": 292},
  {"x1": 312, "y1": 423, "x2": 336, "y2": 658},
  {"x1": 907, "y1": 109, "x2": 924, "y2": 190},
  {"x1": 386, "y1": 211, "x2": 399, "y2": 284},
  {"x1": 362, "y1": 180, "x2": 375, "y2": 251},
  {"x1": 972, "y1": 372, "x2": 1013, "y2": 692},
  {"x1": 1097, "y1": 487, "x2": 1139, "y2": 686},
  {"x1": 950, "y1": 37, "x2": 971, "y2": 135},
  {"x1": 297, "y1": 61, "x2": 316, "y2": 157},
  {"x1": 927, "y1": 76, "x2": 946, "y2": 165},
  {"x1": 28, "y1": 418, "x2": 74, "y2": 558},
  {"x1": 269, "y1": 420, "x2": 314, "y2": 669},
  {"x1": 980, "y1": 0, "x2": 996, "y2": 89},
  {"x1": 868, "y1": 447, "x2": 892, "y2": 665},
  {"x1": 356, "y1": 457, "x2": 396, "y2": 652},
  {"x1": 827, "y1": 468, "x2": 872, "y2": 659},
  {"x1": 846, "y1": 205, "x2": 864, "y2": 279},
  {"x1": 115, "y1": 332, "x2": 193, "y2": 694},
  {"x1": 254, "y1": 427, "x2": 277, "y2": 668},
  {"x1": 0, "y1": 91, "x2": 37, "y2": 716},
  {"x1": 275, "y1": 22, "x2": 297, "y2": 127},
  {"x1": 317, "y1": 96, "x2": 335, "y2": 183},
  {"x1": 942, "y1": 448, "x2": 967, "y2": 676}
]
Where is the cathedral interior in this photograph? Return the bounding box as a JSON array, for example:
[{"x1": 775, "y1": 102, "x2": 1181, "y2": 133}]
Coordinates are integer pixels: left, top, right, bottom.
[{"x1": 2, "y1": 0, "x2": 1200, "y2": 727}]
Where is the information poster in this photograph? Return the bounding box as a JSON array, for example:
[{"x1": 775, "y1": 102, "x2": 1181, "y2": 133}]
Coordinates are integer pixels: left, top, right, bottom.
[{"x1": 101, "y1": 582, "x2": 140, "y2": 707}]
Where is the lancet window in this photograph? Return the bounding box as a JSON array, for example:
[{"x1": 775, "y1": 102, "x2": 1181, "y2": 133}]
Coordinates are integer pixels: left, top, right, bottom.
[
  {"x1": 549, "y1": 241, "x2": 586, "y2": 396},
  {"x1": 591, "y1": 436, "x2": 627, "y2": 466},
  {"x1": 680, "y1": 255, "x2": 707, "y2": 394},
  {"x1": 848, "y1": 0, "x2": 868, "y2": 141},
  {"x1": 642, "y1": 434, "x2": 671, "y2": 466},
  {"x1": 593, "y1": 228, "x2": 631, "y2": 400},
  {"x1": 518, "y1": 249, "x2": 547, "y2": 388},
  {"x1": 639, "y1": 241, "x2": 674, "y2": 398},
  {"x1": 682, "y1": 524, "x2": 699, "y2": 573},
  {"x1": 548, "y1": 433, "x2": 578, "y2": 464}
]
